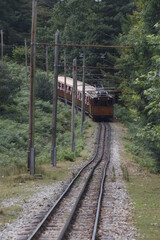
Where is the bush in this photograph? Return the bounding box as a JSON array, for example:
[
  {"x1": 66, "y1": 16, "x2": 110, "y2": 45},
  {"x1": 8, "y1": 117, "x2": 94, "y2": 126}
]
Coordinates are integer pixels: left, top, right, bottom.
[
  {"x1": 35, "y1": 72, "x2": 52, "y2": 101},
  {"x1": 0, "y1": 63, "x2": 22, "y2": 104},
  {"x1": 114, "y1": 104, "x2": 133, "y2": 123},
  {"x1": 12, "y1": 47, "x2": 30, "y2": 64}
]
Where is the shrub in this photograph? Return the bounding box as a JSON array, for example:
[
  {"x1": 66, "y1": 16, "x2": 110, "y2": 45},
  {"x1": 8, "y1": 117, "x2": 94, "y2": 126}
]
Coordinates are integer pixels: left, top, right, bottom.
[
  {"x1": 35, "y1": 72, "x2": 52, "y2": 101},
  {"x1": 0, "y1": 63, "x2": 22, "y2": 104},
  {"x1": 12, "y1": 47, "x2": 30, "y2": 64}
]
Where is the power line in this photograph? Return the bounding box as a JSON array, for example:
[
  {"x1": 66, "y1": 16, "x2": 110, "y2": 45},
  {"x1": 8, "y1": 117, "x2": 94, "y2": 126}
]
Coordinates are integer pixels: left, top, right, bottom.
[{"x1": 36, "y1": 42, "x2": 133, "y2": 49}]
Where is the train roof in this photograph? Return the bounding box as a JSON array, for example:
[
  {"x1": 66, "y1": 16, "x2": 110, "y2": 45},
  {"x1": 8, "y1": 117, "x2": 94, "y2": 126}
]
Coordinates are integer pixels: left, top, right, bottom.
[{"x1": 58, "y1": 76, "x2": 113, "y2": 99}]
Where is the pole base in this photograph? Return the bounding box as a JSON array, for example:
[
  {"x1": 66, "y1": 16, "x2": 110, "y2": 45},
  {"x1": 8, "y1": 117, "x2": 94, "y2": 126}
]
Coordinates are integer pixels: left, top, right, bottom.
[
  {"x1": 51, "y1": 148, "x2": 56, "y2": 166},
  {"x1": 30, "y1": 147, "x2": 35, "y2": 175}
]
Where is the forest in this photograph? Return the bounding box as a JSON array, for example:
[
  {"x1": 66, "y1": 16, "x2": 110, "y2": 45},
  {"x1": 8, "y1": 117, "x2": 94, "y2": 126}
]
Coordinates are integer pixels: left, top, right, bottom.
[{"x1": 0, "y1": 0, "x2": 160, "y2": 174}]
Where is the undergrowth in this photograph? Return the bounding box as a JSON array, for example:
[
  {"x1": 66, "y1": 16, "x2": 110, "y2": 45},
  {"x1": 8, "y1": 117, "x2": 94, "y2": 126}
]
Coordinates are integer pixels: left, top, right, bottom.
[
  {"x1": 114, "y1": 104, "x2": 160, "y2": 173},
  {"x1": 0, "y1": 62, "x2": 91, "y2": 178}
]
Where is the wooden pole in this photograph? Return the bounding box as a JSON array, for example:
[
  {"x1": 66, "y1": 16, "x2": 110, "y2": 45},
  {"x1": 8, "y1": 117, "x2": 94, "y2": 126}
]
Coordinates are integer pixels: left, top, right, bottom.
[
  {"x1": 81, "y1": 51, "x2": 85, "y2": 135},
  {"x1": 1, "y1": 30, "x2": 3, "y2": 63},
  {"x1": 75, "y1": 58, "x2": 78, "y2": 114},
  {"x1": 51, "y1": 30, "x2": 59, "y2": 166},
  {"x1": 25, "y1": 39, "x2": 28, "y2": 82},
  {"x1": 71, "y1": 58, "x2": 76, "y2": 152},
  {"x1": 64, "y1": 51, "x2": 67, "y2": 105},
  {"x1": 46, "y1": 45, "x2": 49, "y2": 78},
  {"x1": 28, "y1": 0, "x2": 37, "y2": 174}
]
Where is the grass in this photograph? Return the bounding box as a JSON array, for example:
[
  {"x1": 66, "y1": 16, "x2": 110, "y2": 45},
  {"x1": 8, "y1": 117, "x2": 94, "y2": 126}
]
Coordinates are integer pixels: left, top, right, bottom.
[
  {"x1": 128, "y1": 175, "x2": 160, "y2": 240},
  {"x1": 114, "y1": 103, "x2": 160, "y2": 173},
  {"x1": 0, "y1": 175, "x2": 34, "y2": 203},
  {"x1": 0, "y1": 206, "x2": 23, "y2": 229},
  {"x1": 0, "y1": 116, "x2": 96, "y2": 228},
  {"x1": 119, "y1": 122, "x2": 160, "y2": 239},
  {"x1": 0, "y1": 62, "x2": 93, "y2": 177},
  {"x1": 124, "y1": 134, "x2": 158, "y2": 173},
  {"x1": 0, "y1": 62, "x2": 97, "y2": 228},
  {"x1": 121, "y1": 164, "x2": 130, "y2": 181}
]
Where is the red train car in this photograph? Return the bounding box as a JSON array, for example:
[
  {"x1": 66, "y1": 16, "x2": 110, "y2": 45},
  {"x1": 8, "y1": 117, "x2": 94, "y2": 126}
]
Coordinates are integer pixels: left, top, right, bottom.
[{"x1": 57, "y1": 76, "x2": 114, "y2": 121}]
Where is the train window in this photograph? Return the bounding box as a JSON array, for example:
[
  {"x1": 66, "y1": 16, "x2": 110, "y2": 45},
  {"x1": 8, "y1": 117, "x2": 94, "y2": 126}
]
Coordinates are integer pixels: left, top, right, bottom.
[
  {"x1": 94, "y1": 99, "x2": 113, "y2": 106},
  {"x1": 68, "y1": 86, "x2": 72, "y2": 95},
  {"x1": 85, "y1": 96, "x2": 89, "y2": 105},
  {"x1": 78, "y1": 92, "x2": 82, "y2": 100},
  {"x1": 87, "y1": 96, "x2": 90, "y2": 105},
  {"x1": 62, "y1": 84, "x2": 64, "y2": 90},
  {"x1": 108, "y1": 100, "x2": 113, "y2": 105}
]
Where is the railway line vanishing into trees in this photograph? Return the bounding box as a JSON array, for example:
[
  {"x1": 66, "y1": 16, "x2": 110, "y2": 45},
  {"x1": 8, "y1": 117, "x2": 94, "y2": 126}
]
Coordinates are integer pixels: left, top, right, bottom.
[{"x1": 17, "y1": 122, "x2": 111, "y2": 240}]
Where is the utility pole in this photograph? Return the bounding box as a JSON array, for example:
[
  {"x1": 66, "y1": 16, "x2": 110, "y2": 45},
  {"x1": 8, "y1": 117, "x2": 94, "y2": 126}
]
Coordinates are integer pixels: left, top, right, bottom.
[
  {"x1": 25, "y1": 39, "x2": 28, "y2": 82},
  {"x1": 71, "y1": 58, "x2": 76, "y2": 152},
  {"x1": 1, "y1": 30, "x2": 3, "y2": 63},
  {"x1": 75, "y1": 58, "x2": 78, "y2": 114},
  {"x1": 81, "y1": 50, "x2": 86, "y2": 135},
  {"x1": 28, "y1": 0, "x2": 37, "y2": 174},
  {"x1": 46, "y1": 45, "x2": 49, "y2": 78},
  {"x1": 51, "y1": 30, "x2": 59, "y2": 166},
  {"x1": 64, "y1": 51, "x2": 67, "y2": 105}
]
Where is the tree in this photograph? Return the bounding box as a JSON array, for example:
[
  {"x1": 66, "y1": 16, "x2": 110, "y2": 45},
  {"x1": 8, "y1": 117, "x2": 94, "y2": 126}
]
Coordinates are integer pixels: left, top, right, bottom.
[
  {"x1": 35, "y1": 72, "x2": 52, "y2": 102},
  {"x1": 0, "y1": 63, "x2": 22, "y2": 104},
  {"x1": 45, "y1": 0, "x2": 135, "y2": 71},
  {"x1": 116, "y1": 0, "x2": 160, "y2": 159},
  {"x1": 140, "y1": 0, "x2": 160, "y2": 33},
  {"x1": 0, "y1": 0, "x2": 32, "y2": 45}
]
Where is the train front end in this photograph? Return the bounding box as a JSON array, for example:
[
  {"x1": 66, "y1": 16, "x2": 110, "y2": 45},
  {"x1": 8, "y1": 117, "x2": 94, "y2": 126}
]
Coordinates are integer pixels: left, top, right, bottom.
[{"x1": 90, "y1": 89, "x2": 114, "y2": 121}]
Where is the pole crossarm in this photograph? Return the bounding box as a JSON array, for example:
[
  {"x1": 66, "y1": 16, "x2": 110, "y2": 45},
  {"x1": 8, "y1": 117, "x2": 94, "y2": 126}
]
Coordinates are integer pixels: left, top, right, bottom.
[{"x1": 36, "y1": 42, "x2": 133, "y2": 49}]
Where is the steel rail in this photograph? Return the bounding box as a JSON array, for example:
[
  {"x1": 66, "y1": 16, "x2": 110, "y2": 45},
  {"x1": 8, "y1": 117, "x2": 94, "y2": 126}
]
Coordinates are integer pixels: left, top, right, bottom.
[
  {"x1": 27, "y1": 123, "x2": 102, "y2": 240},
  {"x1": 57, "y1": 123, "x2": 107, "y2": 240},
  {"x1": 92, "y1": 123, "x2": 111, "y2": 240}
]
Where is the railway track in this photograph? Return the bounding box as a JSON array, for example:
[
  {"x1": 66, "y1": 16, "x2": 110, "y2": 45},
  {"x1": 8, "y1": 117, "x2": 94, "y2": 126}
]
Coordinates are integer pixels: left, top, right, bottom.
[{"x1": 19, "y1": 122, "x2": 111, "y2": 240}]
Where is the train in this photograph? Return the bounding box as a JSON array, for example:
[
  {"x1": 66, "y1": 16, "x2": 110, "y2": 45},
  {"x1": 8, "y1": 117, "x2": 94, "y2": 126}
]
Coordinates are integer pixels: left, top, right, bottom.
[{"x1": 57, "y1": 76, "x2": 114, "y2": 121}]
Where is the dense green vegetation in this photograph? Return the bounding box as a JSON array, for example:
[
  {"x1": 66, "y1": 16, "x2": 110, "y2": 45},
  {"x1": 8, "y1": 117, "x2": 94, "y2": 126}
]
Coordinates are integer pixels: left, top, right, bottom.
[
  {"x1": 1, "y1": 1, "x2": 160, "y2": 237},
  {"x1": 1, "y1": 0, "x2": 134, "y2": 71},
  {"x1": 1, "y1": 0, "x2": 160, "y2": 174},
  {"x1": 115, "y1": 0, "x2": 160, "y2": 172},
  {"x1": 45, "y1": 0, "x2": 134, "y2": 66},
  {"x1": 0, "y1": 61, "x2": 90, "y2": 177},
  {"x1": 119, "y1": 127, "x2": 160, "y2": 240}
]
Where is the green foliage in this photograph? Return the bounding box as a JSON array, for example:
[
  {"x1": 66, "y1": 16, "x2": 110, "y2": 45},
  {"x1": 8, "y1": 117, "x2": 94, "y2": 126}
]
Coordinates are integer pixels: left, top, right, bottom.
[
  {"x1": 45, "y1": 0, "x2": 135, "y2": 68},
  {"x1": 35, "y1": 72, "x2": 52, "y2": 101},
  {"x1": 0, "y1": 0, "x2": 32, "y2": 46},
  {"x1": 115, "y1": 104, "x2": 160, "y2": 173},
  {"x1": 137, "y1": 124, "x2": 160, "y2": 155},
  {"x1": 0, "y1": 63, "x2": 22, "y2": 104},
  {"x1": 125, "y1": 138, "x2": 160, "y2": 173},
  {"x1": 0, "y1": 62, "x2": 91, "y2": 176},
  {"x1": 115, "y1": 0, "x2": 160, "y2": 171},
  {"x1": 121, "y1": 164, "x2": 129, "y2": 181},
  {"x1": 114, "y1": 104, "x2": 140, "y2": 124},
  {"x1": 140, "y1": 0, "x2": 160, "y2": 33},
  {"x1": 12, "y1": 47, "x2": 30, "y2": 64}
]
